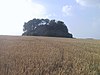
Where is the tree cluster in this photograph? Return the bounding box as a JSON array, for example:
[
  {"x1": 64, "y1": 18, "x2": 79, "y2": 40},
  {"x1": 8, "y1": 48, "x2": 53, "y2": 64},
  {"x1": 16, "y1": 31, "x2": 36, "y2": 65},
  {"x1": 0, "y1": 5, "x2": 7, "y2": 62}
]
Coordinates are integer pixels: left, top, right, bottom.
[{"x1": 22, "y1": 18, "x2": 73, "y2": 38}]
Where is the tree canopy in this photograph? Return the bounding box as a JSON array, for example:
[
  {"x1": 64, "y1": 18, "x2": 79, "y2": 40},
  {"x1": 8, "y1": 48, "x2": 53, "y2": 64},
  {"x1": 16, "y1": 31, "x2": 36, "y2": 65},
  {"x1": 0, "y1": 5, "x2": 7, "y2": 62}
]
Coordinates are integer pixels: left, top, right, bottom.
[{"x1": 22, "y1": 18, "x2": 73, "y2": 38}]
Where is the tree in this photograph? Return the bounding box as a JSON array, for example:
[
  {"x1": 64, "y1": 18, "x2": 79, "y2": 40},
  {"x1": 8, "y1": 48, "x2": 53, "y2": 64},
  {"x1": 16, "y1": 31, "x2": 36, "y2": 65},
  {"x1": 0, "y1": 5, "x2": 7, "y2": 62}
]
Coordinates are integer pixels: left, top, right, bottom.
[{"x1": 22, "y1": 18, "x2": 73, "y2": 38}]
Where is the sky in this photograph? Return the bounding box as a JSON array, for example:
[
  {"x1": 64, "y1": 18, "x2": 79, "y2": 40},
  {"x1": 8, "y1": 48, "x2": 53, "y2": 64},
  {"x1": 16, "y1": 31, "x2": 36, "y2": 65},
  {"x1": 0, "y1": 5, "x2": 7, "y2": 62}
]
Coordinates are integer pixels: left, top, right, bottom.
[{"x1": 0, "y1": 0, "x2": 100, "y2": 39}]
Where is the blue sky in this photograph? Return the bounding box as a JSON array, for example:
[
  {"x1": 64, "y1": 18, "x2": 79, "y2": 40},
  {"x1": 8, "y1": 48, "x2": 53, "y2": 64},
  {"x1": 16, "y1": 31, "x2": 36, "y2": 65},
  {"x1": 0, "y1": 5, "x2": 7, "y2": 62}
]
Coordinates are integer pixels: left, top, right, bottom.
[{"x1": 0, "y1": 0, "x2": 100, "y2": 39}]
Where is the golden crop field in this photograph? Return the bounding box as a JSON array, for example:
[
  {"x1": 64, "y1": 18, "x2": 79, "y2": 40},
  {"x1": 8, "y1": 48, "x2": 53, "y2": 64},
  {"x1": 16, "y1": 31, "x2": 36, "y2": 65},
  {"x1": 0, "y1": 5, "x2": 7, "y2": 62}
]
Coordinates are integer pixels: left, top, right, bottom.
[{"x1": 0, "y1": 35, "x2": 100, "y2": 75}]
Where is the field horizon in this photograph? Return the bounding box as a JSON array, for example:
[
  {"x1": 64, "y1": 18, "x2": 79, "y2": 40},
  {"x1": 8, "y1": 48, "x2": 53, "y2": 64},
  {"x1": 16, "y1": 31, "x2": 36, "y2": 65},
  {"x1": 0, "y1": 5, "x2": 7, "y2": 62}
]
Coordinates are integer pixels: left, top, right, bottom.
[{"x1": 0, "y1": 35, "x2": 100, "y2": 75}]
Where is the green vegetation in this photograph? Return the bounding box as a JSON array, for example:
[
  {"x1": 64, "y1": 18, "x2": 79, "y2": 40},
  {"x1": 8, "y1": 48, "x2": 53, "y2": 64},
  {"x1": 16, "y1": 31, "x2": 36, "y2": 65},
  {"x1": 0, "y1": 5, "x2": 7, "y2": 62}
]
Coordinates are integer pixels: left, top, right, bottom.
[{"x1": 22, "y1": 18, "x2": 73, "y2": 38}]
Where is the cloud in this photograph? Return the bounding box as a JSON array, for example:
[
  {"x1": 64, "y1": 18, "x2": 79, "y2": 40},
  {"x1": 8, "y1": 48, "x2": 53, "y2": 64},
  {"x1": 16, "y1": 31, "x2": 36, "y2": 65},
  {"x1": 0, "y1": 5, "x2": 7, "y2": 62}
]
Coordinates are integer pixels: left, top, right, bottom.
[
  {"x1": 76, "y1": 0, "x2": 100, "y2": 7},
  {"x1": 62, "y1": 5, "x2": 72, "y2": 16},
  {"x1": 0, "y1": 0, "x2": 47, "y2": 35},
  {"x1": 23, "y1": 0, "x2": 47, "y2": 19}
]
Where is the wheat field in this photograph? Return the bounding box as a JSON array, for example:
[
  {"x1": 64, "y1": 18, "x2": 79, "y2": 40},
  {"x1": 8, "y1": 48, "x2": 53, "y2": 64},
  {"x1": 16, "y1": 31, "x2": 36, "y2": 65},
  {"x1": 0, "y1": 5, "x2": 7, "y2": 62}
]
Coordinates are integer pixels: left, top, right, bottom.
[{"x1": 0, "y1": 35, "x2": 100, "y2": 75}]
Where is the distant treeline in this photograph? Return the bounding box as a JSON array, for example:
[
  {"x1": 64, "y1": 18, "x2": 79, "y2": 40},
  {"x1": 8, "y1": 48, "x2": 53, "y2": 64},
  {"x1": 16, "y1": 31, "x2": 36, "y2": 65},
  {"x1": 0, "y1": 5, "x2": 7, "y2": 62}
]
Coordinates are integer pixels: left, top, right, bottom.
[{"x1": 22, "y1": 18, "x2": 73, "y2": 38}]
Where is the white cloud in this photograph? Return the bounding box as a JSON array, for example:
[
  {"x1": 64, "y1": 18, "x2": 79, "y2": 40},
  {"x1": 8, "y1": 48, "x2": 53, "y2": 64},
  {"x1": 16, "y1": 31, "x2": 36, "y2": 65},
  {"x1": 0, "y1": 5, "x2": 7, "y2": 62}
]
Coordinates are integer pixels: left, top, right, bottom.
[
  {"x1": 45, "y1": 13, "x2": 57, "y2": 19},
  {"x1": 76, "y1": 0, "x2": 100, "y2": 7},
  {"x1": 62, "y1": 5, "x2": 72, "y2": 16},
  {"x1": 0, "y1": 0, "x2": 47, "y2": 35}
]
